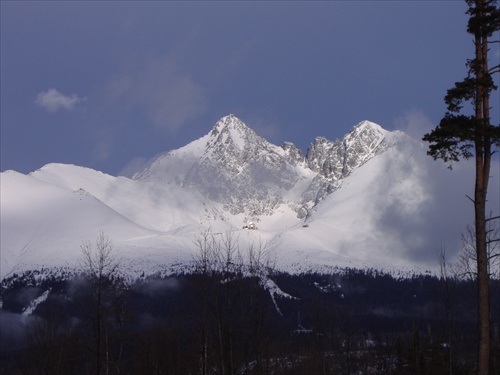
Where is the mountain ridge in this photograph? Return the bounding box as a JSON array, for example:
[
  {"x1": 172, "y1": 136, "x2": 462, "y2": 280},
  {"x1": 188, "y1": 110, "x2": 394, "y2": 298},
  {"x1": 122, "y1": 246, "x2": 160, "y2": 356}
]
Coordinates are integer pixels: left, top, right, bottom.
[
  {"x1": 0, "y1": 114, "x2": 486, "y2": 281},
  {"x1": 134, "y1": 114, "x2": 401, "y2": 218}
]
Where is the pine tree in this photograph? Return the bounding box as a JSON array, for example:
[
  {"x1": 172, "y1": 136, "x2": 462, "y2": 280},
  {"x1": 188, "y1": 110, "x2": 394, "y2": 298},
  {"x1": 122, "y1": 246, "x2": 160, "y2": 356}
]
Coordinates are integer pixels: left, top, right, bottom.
[{"x1": 423, "y1": 1, "x2": 500, "y2": 374}]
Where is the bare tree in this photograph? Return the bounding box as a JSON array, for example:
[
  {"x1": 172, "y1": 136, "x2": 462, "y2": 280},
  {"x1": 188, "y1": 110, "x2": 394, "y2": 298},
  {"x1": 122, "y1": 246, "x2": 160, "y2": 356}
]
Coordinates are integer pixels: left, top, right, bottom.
[
  {"x1": 80, "y1": 231, "x2": 125, "y2": 375},
  {"x1": 193, "y1": 229, "x2": 276, "y2": 375},
  {"x1": 193, "y1": 229, "x2": 216, "y2": 375},
  {"x1": 457, "y1": 217, "x2": 500, "y2": 280}
]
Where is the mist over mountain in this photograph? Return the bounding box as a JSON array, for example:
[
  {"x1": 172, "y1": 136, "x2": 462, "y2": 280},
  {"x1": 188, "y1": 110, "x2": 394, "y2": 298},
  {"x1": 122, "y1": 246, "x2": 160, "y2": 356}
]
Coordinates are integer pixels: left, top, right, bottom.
[{"x1": 1, "y1": 114, "x2": 496, "y2": 281}]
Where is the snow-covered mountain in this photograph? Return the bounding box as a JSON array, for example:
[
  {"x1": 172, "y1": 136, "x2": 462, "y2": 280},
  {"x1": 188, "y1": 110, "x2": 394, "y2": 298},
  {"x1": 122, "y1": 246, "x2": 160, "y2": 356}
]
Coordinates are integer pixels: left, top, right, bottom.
[{"x1": 1, "y1": 114, "x2": 492, "y2": 281}]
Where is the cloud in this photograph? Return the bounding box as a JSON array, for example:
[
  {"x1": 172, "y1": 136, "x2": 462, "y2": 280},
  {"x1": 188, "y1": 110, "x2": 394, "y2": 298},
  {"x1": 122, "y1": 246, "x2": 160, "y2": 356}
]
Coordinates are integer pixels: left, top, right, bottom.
[
  {"x1": 352, "y1": 137, "x2": 479, "y2": 267},
  {"x1": 106, "y1": 56, "x2": 207, "y2": 132},
  {"x1": 239, "y1": 114, "x2": 283, "y2": 144},
  {"x1": 118, "y1": 157, "x2": 149, "y2": 178},
  {"x1": 393, "y1": 109, "x2": 435, "y2": 140},
  {"x1": 35, "y1": 88, "x2": 86, "y2": 113},
  {"x1": 389, "y1": 110, "x2": 500, "y2": 266}
]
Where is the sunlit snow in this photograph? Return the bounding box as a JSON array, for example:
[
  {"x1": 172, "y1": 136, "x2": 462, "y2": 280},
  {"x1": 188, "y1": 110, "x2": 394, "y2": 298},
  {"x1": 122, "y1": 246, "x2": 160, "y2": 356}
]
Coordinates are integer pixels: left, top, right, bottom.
[{"x1": 1, "y1": 115, "x2": 497, "y2": 281}]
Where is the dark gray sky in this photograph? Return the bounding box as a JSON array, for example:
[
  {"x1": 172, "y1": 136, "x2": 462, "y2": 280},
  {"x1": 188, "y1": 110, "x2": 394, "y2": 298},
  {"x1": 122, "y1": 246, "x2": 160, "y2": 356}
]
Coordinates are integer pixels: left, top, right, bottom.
[{"x1": 1, "y1": 1, "x2": 498, "y2": 176}]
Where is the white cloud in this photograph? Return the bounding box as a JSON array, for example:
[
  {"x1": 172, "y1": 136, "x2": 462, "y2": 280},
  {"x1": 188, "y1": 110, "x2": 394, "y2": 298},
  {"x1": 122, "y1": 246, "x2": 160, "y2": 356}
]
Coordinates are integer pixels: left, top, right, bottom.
[
  {"x1": 393, "y1": 109, "x2": 435, "y2": 140},
  {"x1": 35, "y1": 88, "x2": 86, "y2": 113}
]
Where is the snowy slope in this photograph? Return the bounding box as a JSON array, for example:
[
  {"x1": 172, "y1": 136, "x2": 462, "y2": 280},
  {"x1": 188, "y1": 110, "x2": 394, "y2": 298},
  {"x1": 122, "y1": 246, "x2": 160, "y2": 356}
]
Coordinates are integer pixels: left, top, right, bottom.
[
  {"x1": 1, "y1": 115, "x2": 495, "y2": 281},
  {"x1": 1, "y1": 165, "x2": 234, "y2": 280},
  {"x1": 0, "y1": 170, "x2": 158, "y2": 279}
]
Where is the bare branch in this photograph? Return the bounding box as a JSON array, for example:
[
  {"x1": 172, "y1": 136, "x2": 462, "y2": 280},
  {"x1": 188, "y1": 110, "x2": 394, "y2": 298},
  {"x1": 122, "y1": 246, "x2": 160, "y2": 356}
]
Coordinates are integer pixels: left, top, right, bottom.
[
  {"x1": 80, "y1": 230, "x2": 122, "y2": 281},
  {"x1": 486, "y1": 214, "x2": 500, "y2": 222}
]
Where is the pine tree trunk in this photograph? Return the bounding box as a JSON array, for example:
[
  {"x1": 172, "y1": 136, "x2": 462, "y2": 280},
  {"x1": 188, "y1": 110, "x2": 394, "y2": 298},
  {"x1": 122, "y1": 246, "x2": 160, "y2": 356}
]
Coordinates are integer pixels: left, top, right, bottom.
[
  {"x1": 474, "y1": 2, "x2": 491, "y2": 372},
  {"x1": 475, "y1": 156, "x2": 490, "y2": 375}
]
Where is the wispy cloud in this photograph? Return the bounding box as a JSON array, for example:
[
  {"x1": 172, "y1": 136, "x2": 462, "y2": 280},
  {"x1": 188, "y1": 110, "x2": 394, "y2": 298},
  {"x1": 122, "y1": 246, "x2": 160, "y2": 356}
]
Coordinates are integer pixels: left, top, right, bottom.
[
  {"x1": 241, "y1": 114, "x2": 283, "y2": 145},
  {"x1": 117, "y1": 157, "x2": 149, "y2": 178},
  {"x1": 105, "y1": 55, "x2": 207, "y2": 132},
  {"x1": 35, "y1": 88, "x2": 86, "y2": 113},
  {"x1": 393, "y1": 109, "x2": 435, "y2": 140}
]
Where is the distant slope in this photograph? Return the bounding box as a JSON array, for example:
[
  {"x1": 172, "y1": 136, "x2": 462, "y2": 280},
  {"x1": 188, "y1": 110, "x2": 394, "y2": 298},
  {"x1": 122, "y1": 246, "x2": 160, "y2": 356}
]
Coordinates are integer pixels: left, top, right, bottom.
[{"x1": 1, "y1": 170, "x2": 158, "y2": 279}]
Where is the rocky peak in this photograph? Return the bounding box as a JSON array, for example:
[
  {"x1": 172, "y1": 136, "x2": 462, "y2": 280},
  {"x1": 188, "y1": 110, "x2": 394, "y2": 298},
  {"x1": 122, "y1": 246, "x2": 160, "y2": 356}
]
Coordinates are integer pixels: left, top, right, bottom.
[
  {"x1": 207, "y1": 114, "x2": 257, "y2": 151},
  {"x1": 343, "y1": 120, "x2": 388, "y2": 153},
  {"x1": 297, "y1": 120, "x2": 394, "y2": 215},
  {"x1": 203, "y1": 115, "x2": 269, "y2": 165},
  {"x1": 171, "y1": 115, "x2": 310, "y2": 216},
  {"x1": 306, "y1": 120, "x2": 389, "y2": 181},
  {"x1": 210, "y1": 114, "x2": 247, "y2": 133},
  {"x1": 135, "y1": 115, "x2": 397, "y2": 219}
]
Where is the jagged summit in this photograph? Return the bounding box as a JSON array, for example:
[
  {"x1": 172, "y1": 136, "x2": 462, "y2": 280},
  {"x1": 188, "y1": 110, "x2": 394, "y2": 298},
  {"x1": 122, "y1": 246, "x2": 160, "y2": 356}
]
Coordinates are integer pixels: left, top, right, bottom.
[
  {"x1": 134, "y1": 115, "x2": 266, "y2": 181},
  {"x1": 133, "y1": 115, "x2": 401, "y2": 218},
  {"x1": 204, "y1": 114, "x2": 269, "y2": 160},
  {"x1": 209, "y1": 114, "x2": 254, "y2": 140},
  {"x1": 302, "y1": 120, "x2": 396, "y2": 207},
  {"x1": 208, "y1": 114, "x2": 254, "y2": 151},
  {"x1": 352, "y1": 119, "x2": 387, "y2": 133}
]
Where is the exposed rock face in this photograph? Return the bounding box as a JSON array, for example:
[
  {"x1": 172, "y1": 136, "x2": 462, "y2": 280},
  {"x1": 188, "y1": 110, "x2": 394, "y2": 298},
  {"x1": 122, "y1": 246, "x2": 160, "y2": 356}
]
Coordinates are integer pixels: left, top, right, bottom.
[
  {"x1": 135, "y1": 115, "x2": 401, "y2": 218},
  {"x1": 300, "y1": 121, "x2": 397, "y2": 215}
]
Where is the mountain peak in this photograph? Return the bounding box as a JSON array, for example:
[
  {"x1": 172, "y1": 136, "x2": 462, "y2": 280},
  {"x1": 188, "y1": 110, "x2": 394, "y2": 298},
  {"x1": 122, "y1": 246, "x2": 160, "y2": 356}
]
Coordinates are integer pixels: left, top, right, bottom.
[
  {"x1": 210, "y1": 114, "x2": 249, "y2": 135},
  {"x1": 342, "y1": 120, "x2": 390, "y2": 149},
  {"x1": 206, "y1": 114, "x2": 260, "y2": 153},
  {"x1": 351, "y1": 120, "x2": 388, "y2": 137},
  {"x1": 2, "y1": 112, "x2": 475, "y2": 280}
]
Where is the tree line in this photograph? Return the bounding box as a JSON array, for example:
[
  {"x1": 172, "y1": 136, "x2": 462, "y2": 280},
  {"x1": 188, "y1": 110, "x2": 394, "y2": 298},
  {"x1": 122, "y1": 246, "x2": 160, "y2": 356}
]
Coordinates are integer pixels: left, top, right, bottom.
[{"x1": 1, "y1": 231, "x2": 500, "y2": 374}]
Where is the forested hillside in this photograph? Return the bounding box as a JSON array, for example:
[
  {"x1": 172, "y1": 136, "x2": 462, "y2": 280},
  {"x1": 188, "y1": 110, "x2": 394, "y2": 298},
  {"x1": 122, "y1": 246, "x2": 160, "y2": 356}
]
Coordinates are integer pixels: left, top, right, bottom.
[{"x1": 2, "y1": 269, "x2": 499, "y2": 374}]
